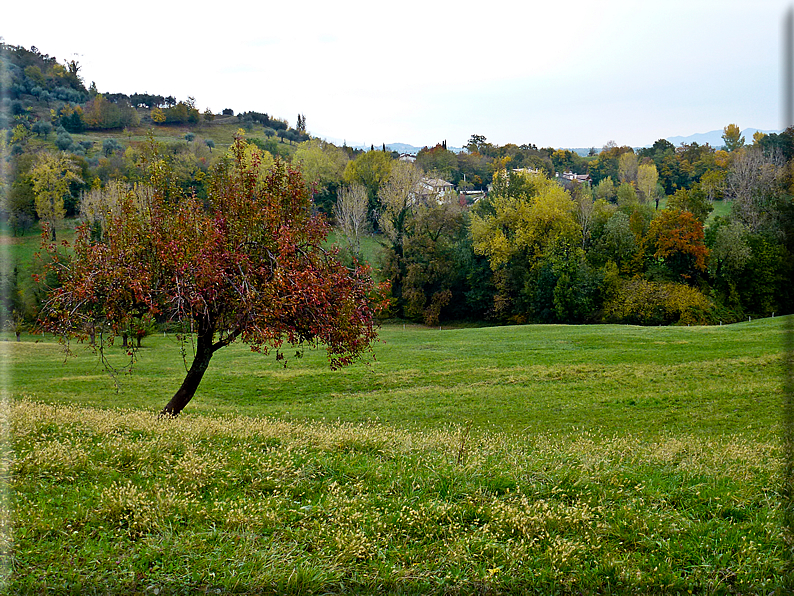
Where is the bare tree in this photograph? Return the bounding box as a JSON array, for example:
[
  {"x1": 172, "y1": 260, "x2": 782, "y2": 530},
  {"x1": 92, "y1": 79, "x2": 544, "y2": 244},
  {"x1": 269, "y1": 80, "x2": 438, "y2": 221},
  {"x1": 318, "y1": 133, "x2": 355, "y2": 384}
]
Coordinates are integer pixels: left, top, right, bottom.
[
  {"x1": 572, "y1": 182, "x2": 595, "y2": 248},
  {"x1": 80, "y1": 180, "x2": 129, "y2": 235},
  {"x1": 80, "y1": 181, "x2": 156, "y2": 240},
  {"x1": 334, "y1": 183, "x2": 369, "y2": 257},
  {"x1": 725, "y1": 147, "x2": 784, "y2": 233},
  {"x1": 378, "y1": 161, "x2": 424, "y2": 251}
]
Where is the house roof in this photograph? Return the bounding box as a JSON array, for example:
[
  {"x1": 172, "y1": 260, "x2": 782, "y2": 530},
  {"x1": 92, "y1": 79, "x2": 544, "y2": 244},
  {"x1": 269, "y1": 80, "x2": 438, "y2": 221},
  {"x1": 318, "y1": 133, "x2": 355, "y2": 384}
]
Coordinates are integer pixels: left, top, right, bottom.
[{"x1": 421, "y1": 177, "x2": 454, "y2": 189}]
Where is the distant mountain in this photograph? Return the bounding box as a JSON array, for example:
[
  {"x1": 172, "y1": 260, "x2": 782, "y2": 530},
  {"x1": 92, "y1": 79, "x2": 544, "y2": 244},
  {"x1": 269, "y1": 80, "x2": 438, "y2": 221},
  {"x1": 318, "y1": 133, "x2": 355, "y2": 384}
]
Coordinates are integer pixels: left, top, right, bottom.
[
  {"x1": 664, "y1": 128, "x2": 780, "y2": 149},
  {"x1": 313, "y1": 140, "x2": 464, "y2": 154},
  {"x1": 566, "y1": 148, "x2": 597, "y2": 157},
  {"x1": 324, "y1": 129, "x2": 783, "y2": 158},
  {"x1": 378, "y1": 143, "x2": 464, "y2": 155},
  {"x1": 384, "y1": 143, "x2": 423, "y2": 154}
]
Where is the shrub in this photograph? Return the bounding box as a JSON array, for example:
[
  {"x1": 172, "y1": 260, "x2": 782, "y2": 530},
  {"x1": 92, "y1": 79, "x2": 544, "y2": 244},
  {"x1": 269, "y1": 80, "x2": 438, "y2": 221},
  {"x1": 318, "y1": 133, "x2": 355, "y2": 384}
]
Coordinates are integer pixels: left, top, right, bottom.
[
  {"x1": 31, "y1": 121, "x2": 52, "y2": 138},
  {"x1": 102, "y1": 138, "x2": 122, "y2": 156},
  {"x1": 55, "y1": 132, "x2": 74, "y2": 151},
  {"x1": 603, "y1": 278, "x2": 714, "y2": 325}
]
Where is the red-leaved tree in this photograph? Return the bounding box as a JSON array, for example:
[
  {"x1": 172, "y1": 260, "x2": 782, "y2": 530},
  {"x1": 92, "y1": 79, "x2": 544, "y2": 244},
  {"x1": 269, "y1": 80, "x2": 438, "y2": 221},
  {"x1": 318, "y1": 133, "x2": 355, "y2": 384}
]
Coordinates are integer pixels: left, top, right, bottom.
[
  {"x1": 646, "y1": 209, "x2": 709, "y2": 282},
  {"x1": 39, "y1": 137, "x2": 380, "y2": 416}
]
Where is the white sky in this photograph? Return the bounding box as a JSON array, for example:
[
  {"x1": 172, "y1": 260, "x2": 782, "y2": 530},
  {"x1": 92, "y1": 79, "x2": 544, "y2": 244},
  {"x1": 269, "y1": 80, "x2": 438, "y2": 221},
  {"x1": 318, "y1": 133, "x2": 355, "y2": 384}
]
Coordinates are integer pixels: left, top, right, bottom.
[{"x1": 3, "y1": 0, "x2": 791, "y2": 149}]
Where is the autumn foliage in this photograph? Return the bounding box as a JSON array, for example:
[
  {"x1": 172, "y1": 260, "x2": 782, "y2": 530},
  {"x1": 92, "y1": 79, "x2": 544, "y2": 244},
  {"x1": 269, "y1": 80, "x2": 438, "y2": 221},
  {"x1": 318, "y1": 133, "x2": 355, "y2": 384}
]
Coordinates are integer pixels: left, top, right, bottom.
[
  {"x1": 39, "y1": 137, "x2": 380, "y2": 415},
  {"x1": 646, "y1": 209, "x2": 709, "y2": 281}
]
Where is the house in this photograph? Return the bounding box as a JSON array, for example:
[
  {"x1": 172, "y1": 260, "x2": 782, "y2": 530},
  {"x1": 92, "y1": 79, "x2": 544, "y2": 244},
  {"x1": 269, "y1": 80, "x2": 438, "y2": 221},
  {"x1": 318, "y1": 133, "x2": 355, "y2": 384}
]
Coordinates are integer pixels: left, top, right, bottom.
[
  {"x1": 415, "y1": 177, "x2": 456, "y2": 204},
  {"x1": 558, "y1": 171, "x2": 592, "y2": 184}
]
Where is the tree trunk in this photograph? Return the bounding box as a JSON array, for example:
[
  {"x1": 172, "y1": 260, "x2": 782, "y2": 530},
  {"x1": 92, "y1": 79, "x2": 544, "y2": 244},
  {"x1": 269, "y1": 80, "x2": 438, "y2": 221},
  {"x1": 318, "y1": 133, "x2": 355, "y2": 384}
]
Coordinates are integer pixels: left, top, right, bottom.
[{"x1": 160, "y1": 324, "x2": 216, "y2": 417}]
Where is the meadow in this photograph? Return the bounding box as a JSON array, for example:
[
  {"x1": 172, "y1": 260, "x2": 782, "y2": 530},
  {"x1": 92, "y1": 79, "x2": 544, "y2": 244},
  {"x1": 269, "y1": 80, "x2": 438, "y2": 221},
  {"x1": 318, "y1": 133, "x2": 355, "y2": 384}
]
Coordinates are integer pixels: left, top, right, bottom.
[{"x1": 4, "y1": 317, "x2": 791, "y2": 594}]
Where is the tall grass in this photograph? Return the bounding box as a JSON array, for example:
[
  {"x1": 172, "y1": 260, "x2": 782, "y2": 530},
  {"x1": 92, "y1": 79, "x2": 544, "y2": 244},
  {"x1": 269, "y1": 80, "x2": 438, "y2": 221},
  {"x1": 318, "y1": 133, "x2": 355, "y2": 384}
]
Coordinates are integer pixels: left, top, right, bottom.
[{"x1": 9, "y1": 399, "x2": 785, "y2": 593}]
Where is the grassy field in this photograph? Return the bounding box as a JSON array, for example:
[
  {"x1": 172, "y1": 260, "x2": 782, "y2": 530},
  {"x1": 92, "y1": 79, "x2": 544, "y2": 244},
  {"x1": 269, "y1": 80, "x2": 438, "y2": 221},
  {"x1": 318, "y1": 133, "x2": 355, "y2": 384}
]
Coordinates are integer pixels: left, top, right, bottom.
[
  {"x1": 7, "y1": 320, "x2": 785, "y2": 437},
  {"x1": 4, "y1": 317, "x2": 792, "y2": 593}
]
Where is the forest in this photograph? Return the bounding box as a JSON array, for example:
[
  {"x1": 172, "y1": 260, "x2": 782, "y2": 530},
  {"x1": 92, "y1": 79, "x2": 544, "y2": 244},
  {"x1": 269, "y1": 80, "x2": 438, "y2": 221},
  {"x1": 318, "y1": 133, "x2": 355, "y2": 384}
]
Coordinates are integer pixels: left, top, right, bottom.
[{"x1": 2, "y1": 41, "x2": 793, "y2": 332}]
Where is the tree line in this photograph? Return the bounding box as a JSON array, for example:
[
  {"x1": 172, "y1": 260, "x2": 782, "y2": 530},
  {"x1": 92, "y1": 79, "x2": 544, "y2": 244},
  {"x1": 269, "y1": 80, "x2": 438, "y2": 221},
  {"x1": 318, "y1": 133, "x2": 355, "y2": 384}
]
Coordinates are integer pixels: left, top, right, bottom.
[
  {"x1": 333, "y1": 129, "x2": 794, "y2": 327},
  {"x1": 2, "y1": 41, "x2": 793, "y2": 333},
  {"x1": 5, "y1": 126, "x2": 794, "y2": 330}
]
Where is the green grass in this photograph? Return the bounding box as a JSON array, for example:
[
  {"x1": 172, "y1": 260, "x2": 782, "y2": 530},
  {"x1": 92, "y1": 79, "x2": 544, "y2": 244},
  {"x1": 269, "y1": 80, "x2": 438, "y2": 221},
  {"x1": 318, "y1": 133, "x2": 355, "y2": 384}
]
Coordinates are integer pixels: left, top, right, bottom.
[
  {"x1": 325, "y1": 231, "x2": 386, "y2": 280},
  {"x1": 5, "y1": 318, "x2": 791, "y2": 593},
  {"x1": 707, "y1": 198, "x2": 732, "y2": 223},
  {"x1": 9, "y1": 319, "x2": 784, "y2": 438}
]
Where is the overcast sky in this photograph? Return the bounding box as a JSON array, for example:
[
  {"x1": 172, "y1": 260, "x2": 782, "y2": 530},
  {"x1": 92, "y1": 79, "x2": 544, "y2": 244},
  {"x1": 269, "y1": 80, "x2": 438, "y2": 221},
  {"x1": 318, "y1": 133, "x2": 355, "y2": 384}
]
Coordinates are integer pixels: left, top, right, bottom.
[{"x1": 3, "y1": 1, "x2": 792, "y2": 149}]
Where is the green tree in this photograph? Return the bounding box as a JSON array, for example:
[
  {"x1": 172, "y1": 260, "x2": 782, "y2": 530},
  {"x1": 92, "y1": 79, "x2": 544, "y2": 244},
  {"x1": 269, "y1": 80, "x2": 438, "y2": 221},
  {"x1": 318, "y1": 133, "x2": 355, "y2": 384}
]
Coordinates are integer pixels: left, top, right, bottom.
[
  {"x1": 82, "y1": 94, "x2": 140, "y2": 130},
  {"x1": 709, "y1": 220, "x2": 751, "y2": 312},
  {"x1": 667, "y1": 185, "x2": 713, "y2": 223},
  {"x1": 547, "y1": 243, "x2": 604, "y2": 323},
  {"x1": 416, "y1": 144, "x2": 458, "y2": 180},
  {"x1": 292, "y1": 139, "x2": 349, "y2": 216},
  {"x1": 616, "y1": 183, "x2": 638, "y2": 207},
  {"x1": 598, "y1": 212, "x2": 636, "y2": 271},
  {"x1": 31, "y1": 121, "x2": 52, "y2": 138},
  {"x1": 293, "y1": 139, "x2": 348, "y2": 190},
  {"x1": 471, "y1": 171, "x2": 580, "y2": 320},
  {"x1": 587, "y1": 143, "x2": 632, "y2": 184},
  {"x1": 700, "y1": 169, "x2": 725, "y2": 202},
  {"x1": 390, "y1": 200, "x2": 467, "y2": 325},
  {"x1": 472, "y1": 171, "x2": 579, "y2": 266},
  {"x1": 593, "y1": 176, "x2": 616, "y2": 203}
]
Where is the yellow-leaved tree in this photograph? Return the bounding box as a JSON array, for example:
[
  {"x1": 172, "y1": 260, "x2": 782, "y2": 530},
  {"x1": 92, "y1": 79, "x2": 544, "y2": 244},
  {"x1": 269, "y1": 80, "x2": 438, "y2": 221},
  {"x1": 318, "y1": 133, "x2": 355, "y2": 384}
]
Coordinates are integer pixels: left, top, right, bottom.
[
  {"x1": 470, "y1": 169, "x2": 582, "y2": 321},
  {"x1": 31, "y1": 151, "x2": 82, "y2": 240},
  {"x1": 471, "y1": 170, "x2": 580, "y2": 267}
]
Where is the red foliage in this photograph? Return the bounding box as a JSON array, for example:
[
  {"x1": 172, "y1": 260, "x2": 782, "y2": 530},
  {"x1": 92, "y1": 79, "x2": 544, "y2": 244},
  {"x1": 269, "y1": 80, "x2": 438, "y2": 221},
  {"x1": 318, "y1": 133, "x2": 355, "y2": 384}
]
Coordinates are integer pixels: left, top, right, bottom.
[
  {"x1": 646, "y1": 209, "x2": 709, "y2": 281},
  {"x1": 40, "y1": 137, "x2": 380, "y2": 414}
]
